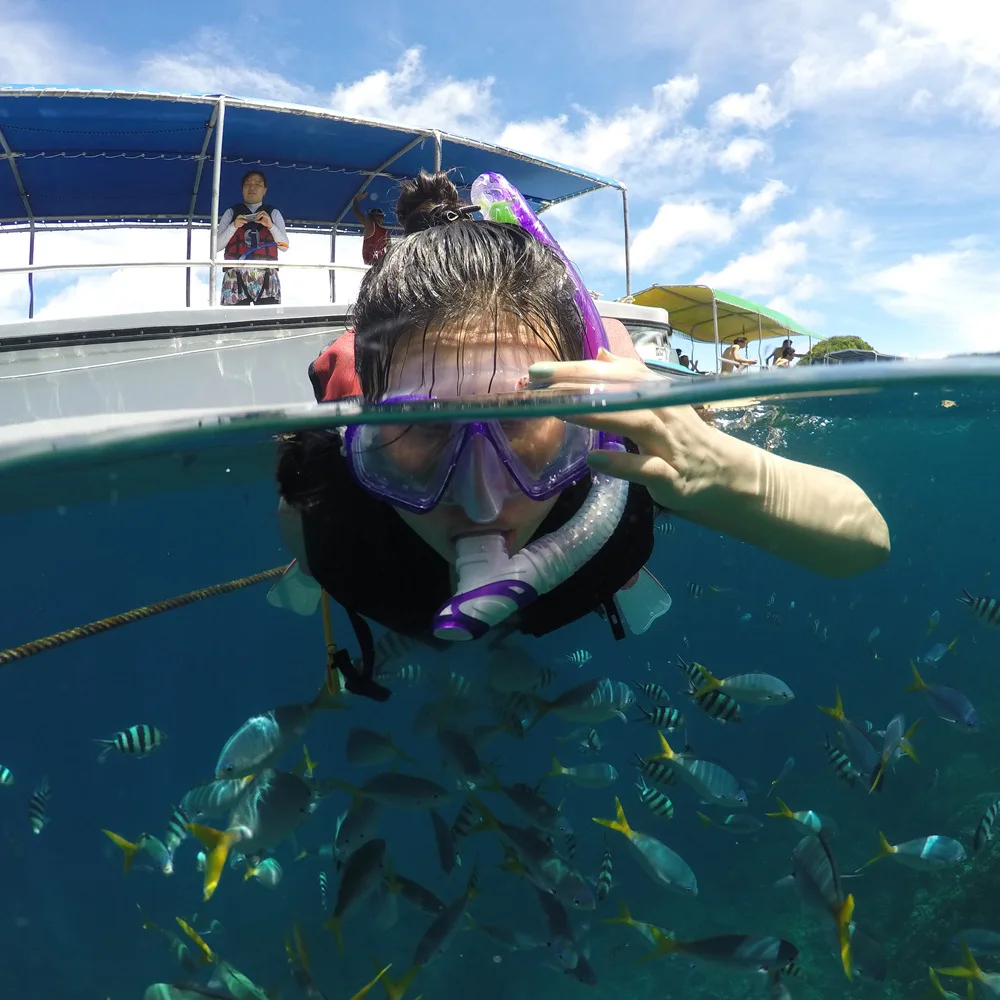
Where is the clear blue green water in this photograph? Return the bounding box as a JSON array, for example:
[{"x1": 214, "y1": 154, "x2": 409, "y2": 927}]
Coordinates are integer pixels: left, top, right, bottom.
[{"x1": 2, "y1": 363, "x2": 999, "y2": 1000}]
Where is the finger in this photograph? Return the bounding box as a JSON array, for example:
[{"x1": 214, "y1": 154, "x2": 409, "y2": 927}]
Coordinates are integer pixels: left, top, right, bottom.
[
  {"x1": 586, "y1": 448, "x2": 675, "y2": 491},
  {"x1": 564, "y1": 406, "x2": 665, "y2": 452},
  {"x1": 529, "y1": 357, "x2": 652, "y2": 384}
]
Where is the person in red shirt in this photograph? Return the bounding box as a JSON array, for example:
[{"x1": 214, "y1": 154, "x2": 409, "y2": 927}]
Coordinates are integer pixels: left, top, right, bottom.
[{"x1": 352, "y1": 192, "x2": 390, "y2": 264}]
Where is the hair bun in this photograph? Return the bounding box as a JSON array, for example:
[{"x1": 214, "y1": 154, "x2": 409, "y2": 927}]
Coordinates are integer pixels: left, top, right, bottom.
[{"x1": 395, "y1": 170, "x2": 473, "y2": 234}]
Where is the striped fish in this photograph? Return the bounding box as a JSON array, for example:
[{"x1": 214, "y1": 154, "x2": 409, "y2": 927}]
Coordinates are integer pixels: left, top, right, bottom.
[
  {"x1": 636, "y1": 776, "x2": 674, "y2": 818},
  {"x1": 450, "y1": 797, "x2": 481, "y2": 842},
  {"x1": 566, "y1": 650, "x2": 593, "y2": 668},
  {"x1": 319, "y1": 870, "x2": 329, "y2": 911},
  {"x1": 385, "y1": 663, "x2": 425, "y2": 686},
  {"x1": 165, "y1": 805, "x2": 189, "y2": 854},
  {"x1": 654, "y1": 520, "x2": 675, "y2": 537},
  {"x1": 676, "y1": 656, "x2": 703, "y2": 685},
  {"x1": 596, "y1": 843, "x2": 613, "y2": 902},
  {"x1": 633, "y1": 679, "x2": 673, "y2": 705},
  {"x1": 973, "y1": 796, "x2": 1000, "y2": 853},
  {"x1": 0, "y1": 765, "x2": 13, "y2": 786},
  {"x1": 634, "y1": 752, "x2": 678, "y2": 788},
  {"x1": 766, "y1": 593, "x2": 776, "y2": 607},
  {"x1": 95, "y1": 724, "x2": 166, "y2": 763},
  {"x1": 824, "y1": 735, "x2": 860, "y2": 787},
  {"x1": 28, "y1": 776, "x2": 50, "y2": 834},
  {"x1": 564, "y1": 830, "x2": 577, "y2": 862},
  {"x1": 637, "y1": 704, "x2": 685, "y2": 731},
  {"x1": 958, "y1": 589, "x2": 1000, "y2": 627},
  {"x1": 688, "y1": 685, "x2": 742, "y2": 724}
]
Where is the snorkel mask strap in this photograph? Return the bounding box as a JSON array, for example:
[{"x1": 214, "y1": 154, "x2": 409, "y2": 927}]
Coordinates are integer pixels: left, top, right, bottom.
[{"x1": 432, "y1": 173, "x2": 628, "y2": 641}]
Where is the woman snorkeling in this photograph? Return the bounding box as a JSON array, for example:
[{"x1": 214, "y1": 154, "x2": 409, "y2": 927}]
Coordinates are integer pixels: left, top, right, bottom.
[{"x1": 276, "y1": 171, "x2": 889, "y2": 698}]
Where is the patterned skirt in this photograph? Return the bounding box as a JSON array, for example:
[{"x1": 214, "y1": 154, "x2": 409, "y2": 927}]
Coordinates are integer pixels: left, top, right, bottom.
[{"x1": 221, "y1": 267, "x2": 281, "y2": 305}]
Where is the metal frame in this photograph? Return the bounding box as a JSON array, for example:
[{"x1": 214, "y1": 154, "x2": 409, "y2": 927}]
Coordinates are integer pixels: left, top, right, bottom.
[
  {"x1": 185, "y1": 104, "x2": 220, "y2": 308},
  {"x1": 0, "y1": 122, "x2": 36, "y2": 316}
]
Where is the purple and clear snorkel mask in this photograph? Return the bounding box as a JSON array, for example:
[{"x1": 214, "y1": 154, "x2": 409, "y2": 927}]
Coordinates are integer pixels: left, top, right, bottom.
[{"x1": 347, "y1": 172, "x2": 630, "y2": 640}]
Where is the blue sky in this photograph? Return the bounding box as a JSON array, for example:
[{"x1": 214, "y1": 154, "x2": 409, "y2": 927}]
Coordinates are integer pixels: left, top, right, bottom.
[{"x1": 2, "y1": 0, "x2": 1000, "y2": 359}]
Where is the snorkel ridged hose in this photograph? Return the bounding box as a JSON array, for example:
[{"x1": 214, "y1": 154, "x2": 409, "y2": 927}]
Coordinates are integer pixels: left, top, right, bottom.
[{"x1": 432, "y1": 462, "x2": 629, "y2": 640}]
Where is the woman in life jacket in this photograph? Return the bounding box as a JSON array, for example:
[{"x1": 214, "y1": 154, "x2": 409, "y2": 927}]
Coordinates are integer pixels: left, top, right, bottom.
[
  {"x1": 217, "y1": 170, "x2": 289, "y2": 305},
  {"x1": 352, "y1": 192, "x2": 391, "y2": 264},
  {"x1": 276, "y1": 170, "x2": 889, "y2": 699}
]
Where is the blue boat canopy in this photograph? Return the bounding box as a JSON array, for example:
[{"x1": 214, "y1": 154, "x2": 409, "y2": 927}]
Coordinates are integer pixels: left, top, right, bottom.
[{"x1": 0, "y1": 88, "x2": 624, "y2": 232}]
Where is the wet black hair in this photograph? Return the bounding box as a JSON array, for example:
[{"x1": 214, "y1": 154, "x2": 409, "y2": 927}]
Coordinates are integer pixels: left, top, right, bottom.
[
  {"x1": 242, "y1": 169, "x2": 267, "y2": 187},
  {"x1": 351, "y1": 170, "x2": 584, "y2": 401}
]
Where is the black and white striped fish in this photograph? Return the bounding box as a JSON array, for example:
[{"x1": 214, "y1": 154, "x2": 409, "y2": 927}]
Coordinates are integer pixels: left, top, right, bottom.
[
  {"x1": 386, "y1": 663, "x2": 425, "y2": 686},
  {"x1": 578, "y1": 728, "x2": 602, "y2": 755},
  {"x1": 319, "y1": 870, "x2": 329, "y2": 911},
  {"x1": 973, "y1": 796, "x2": 1000, "y2": 853},
  {"x1": 637, "y1": 704, "x2": 685, "y2": 731},
  {"x1": 596, "y1": 842, "x2": 613, "y2": 902},
  {"x1": 688, "y1": 685, "x2": 742, "y2": 724},
  {"x1": 636, "y1": 775, "x2": 674, "y2": 819},
  {"x1": 634, "y1": 752, "x2": 678, "y2": 788},
  {"x1": 566, "y1": 650, "x2": 593, "y2": 668},
  {"x1": 451, "y1": 797, "x2": 481, "y2": 843},
  {"x1": 0, "y1": 765, "x2": 12, "y2": 786},
  {"x1": 765, "y1": 611, "x2": 782, "y2": 626},
  {"x1": 564, "y1": 830, "x2": 577, "y2": 862},
  {"x1": 824, "y1": 735, "x2": 860, "y2": 787},
  {"x1": 633, "y1": 679, "x2": 673, "y2": 705},
  {"x1": 958, "y1": 589, "x2": 1000, "y2": 627},
  {"x1": 766, "y1": 593, "x2": 776, "y2": 607},
  {"x1": 445, "y1": 671, "x2": 473, "y2": 699},
  {"x1": 94, "y1": 725, "x2": 166, "y2": 763},
  {"x1": 654, "y1": 520, "x2": 675, "y2": 537},
  {"x1": 165, "y1": 805, "x2": 189, "y2": 854},
  {"x1": 29, "y1": 776, "x2": 50, "y2": 835}
]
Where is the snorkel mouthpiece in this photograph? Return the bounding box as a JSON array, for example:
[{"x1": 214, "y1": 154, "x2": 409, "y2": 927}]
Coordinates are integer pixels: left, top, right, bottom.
[{"x1": 432, "y1": 457, "x2": 629, "y2": 640}]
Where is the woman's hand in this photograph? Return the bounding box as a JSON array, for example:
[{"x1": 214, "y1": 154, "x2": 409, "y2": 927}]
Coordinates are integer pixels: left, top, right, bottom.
[
  {"x1": 234, "y1": 214, "x2": 248, "y2": 228},
  {"x1": 256, "y1": 211, "x2": 273, "y2": 229},
  {"x1": 528, "y1": 348, "x2": 730, "y2": 514}
]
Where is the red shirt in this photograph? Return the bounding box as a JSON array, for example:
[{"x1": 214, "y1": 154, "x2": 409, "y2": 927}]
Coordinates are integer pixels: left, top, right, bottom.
[
  {"x1": 362, "y1": 223, "x2": 389, "y2": 265},
  {"x1": 309, "y1": 329, "x2": 362, "y2": 402}
]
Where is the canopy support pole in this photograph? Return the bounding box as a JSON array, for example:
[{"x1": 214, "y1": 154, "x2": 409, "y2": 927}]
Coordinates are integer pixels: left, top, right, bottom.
[
  {"x1": 0, "y1": 123, "x2": 35, "y2": 318},
  {"x1": 333, "y1": 135, "x2": 428, "y2": 229},
  {"x1": 208, "y1": 96, "x2": 227, "y2": 307},
  {"x1": 186, "y1": 103, "x2": 220, "y2": 308},
  {"x1": 712, "y1": 294, "x2": 720, "y2": 374},
  {"x1": 621, "y1": 186, "x2": 632, "y2": 297},
  {"x1": 329, "y1": 231, "x2": 336, "y2": 303},
  {"x1": 757, "y1": 313, "x2": 762, "y2": 367},
  {"x1": 433, "y1": 130, "x2": 442, "y2": 172},
  {"x1": 27, "y1": 226, "x2": 34, "y2": 318}
]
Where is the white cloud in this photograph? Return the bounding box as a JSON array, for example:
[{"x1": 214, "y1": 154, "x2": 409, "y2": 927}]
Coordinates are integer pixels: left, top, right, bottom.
[
  {"x1": 696, "y1": 207, "x2": 842, "y2": 304},
  {"x1": 328, "y1": 46, "x2": 496, "y2": 136},
  {"x1": 739, "y1": 179, "x2": 790, "y2": 220},
  {"x1": 138, "y1": 30, "x2": 314, "y2": 104},
  {"x1": 631, "y1": 201, "x2": 734, "y2": 272},
  {"x1": 708, "y1": 83, "x2": 785, "y2": 129},
  {"x1": 862, "y1": 243, "x2": 1000, "y2": 352},
  {"x1": 716, "y1": 137, "x2": 769, "y2": 172},
  {"x1": 629, "y1": 178, "x2": 791, "y2": 273},
  {"x1": 498, "y1": 76, "x2": 701, "y2": 180}
]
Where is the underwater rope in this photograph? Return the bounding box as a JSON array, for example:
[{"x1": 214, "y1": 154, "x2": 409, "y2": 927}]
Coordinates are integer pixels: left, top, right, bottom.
[{"x1": 0, "y1": 566, "x2": 286, "y2": 666}]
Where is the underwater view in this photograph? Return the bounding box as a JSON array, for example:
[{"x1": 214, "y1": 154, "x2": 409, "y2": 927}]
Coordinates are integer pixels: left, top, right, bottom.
[{"x1": 2, "y1": 361, "x2": 1000, "y2": 1000}]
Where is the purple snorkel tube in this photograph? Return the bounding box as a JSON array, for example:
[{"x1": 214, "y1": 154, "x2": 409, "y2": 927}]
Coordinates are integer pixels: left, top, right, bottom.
[{"x1": 431, "y1": 172, "x2": 629, "y2": 641}]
